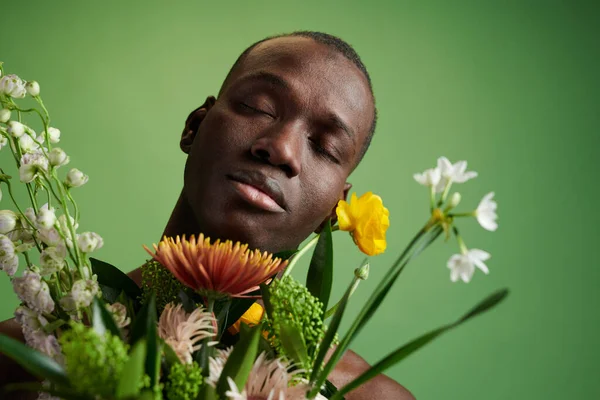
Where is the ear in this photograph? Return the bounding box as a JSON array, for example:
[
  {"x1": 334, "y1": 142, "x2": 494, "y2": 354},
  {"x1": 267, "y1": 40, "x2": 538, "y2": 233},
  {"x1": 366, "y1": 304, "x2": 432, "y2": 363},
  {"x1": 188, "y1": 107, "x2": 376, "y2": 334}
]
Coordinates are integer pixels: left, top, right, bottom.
[
  {"x1": 180, "y1": 96, "x2": 217, "y2": 154},
  {"x1": 315, "y1": 182, "x2": 352, "y2": 233}
]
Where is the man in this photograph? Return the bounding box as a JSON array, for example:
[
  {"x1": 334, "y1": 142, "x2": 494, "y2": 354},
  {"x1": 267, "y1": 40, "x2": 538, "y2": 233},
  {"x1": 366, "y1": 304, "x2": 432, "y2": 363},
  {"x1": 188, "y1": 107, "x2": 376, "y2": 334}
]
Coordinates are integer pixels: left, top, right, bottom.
[{"x1": 1, "y1": 31, "x2": 415, "y2": 399}]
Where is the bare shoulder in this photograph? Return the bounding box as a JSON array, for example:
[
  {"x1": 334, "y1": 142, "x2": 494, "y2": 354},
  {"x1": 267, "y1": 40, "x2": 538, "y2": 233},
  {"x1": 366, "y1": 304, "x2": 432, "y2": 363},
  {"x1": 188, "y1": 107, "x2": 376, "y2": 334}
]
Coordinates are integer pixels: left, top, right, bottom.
[{"x1": 327, "y1": 348, "x2": 416, "y2": 400}]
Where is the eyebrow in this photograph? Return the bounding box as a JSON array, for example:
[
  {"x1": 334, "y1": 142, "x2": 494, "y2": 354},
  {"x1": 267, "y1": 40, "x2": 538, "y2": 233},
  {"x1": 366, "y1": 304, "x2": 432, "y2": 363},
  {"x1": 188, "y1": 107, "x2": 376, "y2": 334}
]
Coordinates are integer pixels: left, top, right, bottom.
[{"x1": 328, "y1": 114, "x2": 355, "y2": 143}]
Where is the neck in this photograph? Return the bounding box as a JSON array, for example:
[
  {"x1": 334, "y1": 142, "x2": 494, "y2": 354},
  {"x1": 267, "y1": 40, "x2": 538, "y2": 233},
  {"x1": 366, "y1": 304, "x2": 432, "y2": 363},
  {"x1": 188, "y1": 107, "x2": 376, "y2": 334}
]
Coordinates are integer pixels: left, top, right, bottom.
[{"x1": 162, "y1": 190, "x2": 201, "y2": 240}]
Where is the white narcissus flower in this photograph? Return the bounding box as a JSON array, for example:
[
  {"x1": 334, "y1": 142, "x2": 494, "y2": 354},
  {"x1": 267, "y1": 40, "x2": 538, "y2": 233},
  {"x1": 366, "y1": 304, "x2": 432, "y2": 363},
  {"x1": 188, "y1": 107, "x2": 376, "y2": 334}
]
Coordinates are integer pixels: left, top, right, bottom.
[
  {"x1": 25, "y1": 81, "x2": 40, "y2": 97},
  {"x1": 447, "y1": 249, "x2": 491, "y2": 283},
  {"x1": 59, "y1": 279, "x2": 100, "y2": 313},
  {"x1": 48, "y1": 148, "x2": 69, "y2": 167},
  {"x1": 106, "y1": 303, "x2": 130, "y2": 328},
  {"x1": 0, "y1": 108, "x2": 10, "y2": 123},
  {"x1": 437, "y1": 156, "x2": 478, "y2": 185},
  {"x1": 476, "y1": 192, "x2": 498, "y2": 232},
  {"x1": 39, "y1": 246, "x2": 66, "y2": 275},
  {"x1": 19, "y1": 151, "x2": 49, "y2": 183},
  {"x1": 65, "y1": 168, "x2": 88, "y2": 188},
  {"x1": 36, "y1": 203, "x2": 57, "y2": 230},
  {"x1": 76, "y1": 232, "x2": 104, "y2": 253},
  {"x1": 158, "y1": 303, "x2": 217, "y2": 364},
  {"x1": 413, "y1": 167, "x2": 441, "y2": 190},
  {"x1": 7, "y1": 121, "x2": 26, "y2": 138},
  {"x1": 12, "y1": 271, "x2": 55, "y2": 314},
  {"x1": 0, "y1": 74, "x2": 27, "y2": 98},
  {"x1": 0, "y1": 210, "x2": 18, "y2": 234}
]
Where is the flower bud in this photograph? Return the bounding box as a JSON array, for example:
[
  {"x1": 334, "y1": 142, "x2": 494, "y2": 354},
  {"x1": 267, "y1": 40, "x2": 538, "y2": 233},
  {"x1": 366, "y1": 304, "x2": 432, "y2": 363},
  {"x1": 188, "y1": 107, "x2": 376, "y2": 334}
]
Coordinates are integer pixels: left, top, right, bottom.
[
  {"x1": 0, "y1": 108, "x2": 10, "y2": 123},
  {"x1": 65, "y1": 168, "x2": 88, "y2": 188},
  {"x1": 0, "y1": 210, "x2": 18, "y2": 234},
  {"x1": 15, "y1": 242, "x2": 34, "y2": 253},
  {"x1": 48, "y1": 148, "x2": 69, "y2": 167},
  {"x1": 7, "y1": 121, "x2": 25, "y2": 138},
  {"x1": 45, "y1": 127, "x2": 61, "y2": 144},
  {"x1": 0, "y1": 136, "x2": 8, "y2": 150},
  {"x1": 106, "y1": 303, "x2": 130, "y2": 328},
  {"x1": 77, "y1": 232, "x2": 103, "y2": 253},
  {"x1": 25, "y1": 81, "x2": 40, "y2": 97},
  {"x1": 354, "y1": 263, "x2": 370, "y2": 280},
  {"x1": 448, "y1": 192, "x2": 462, "y2": 209},
  {"x1": 36, "y1": 204, "x2": 56, "y2": 230}
]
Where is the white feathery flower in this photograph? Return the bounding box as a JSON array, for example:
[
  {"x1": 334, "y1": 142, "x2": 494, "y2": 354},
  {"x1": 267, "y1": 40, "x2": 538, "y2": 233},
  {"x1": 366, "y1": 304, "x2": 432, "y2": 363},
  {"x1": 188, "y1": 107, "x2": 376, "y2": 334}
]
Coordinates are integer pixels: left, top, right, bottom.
[
  {"x1": 0, "y1": 210, "x2": 18, "y2": 234},
  {"x1": 39, "y1": 246, "x2": 66, "y2": 275},
  {"x1": 0, "y1": 108, "x2": 10, "y2": 123},
  {"x1": 7, "y1": 121, "x2": 26, "y2": 138},
  {"x1": 15, "y1": 305, "x2": 49, "y2": 333},
  {"x1": 59, "y1": 279, "x2": 99, "y2": 312},
  {"x1": 37, "y1": 391, "x2": 62, "y2": 400},
  {"x1": 65, "y1": 168, "x2": 88, "y2": 188},
  {"x1": 437, "y1": 156, "x2": 478, "y2": 184},
  {"x1": 106, "y1": 303, "x2": 130, "y2": 328},
  {"x1": 19, "y1": 151, "x2": 48, "y2": 183},
  {"x1": 36, "y1": 204, "x2": 57, "y2": 230},
  {"x1": 224, "y1": 352, "x2": 322, "y2": 400},
  {"x1": 413, "y1": 167, "x2": 441, "y2": 190},
  {"x1": 475, "y1": 192, "x2": 498, "y2": 232},
  {"x1": 48, "y1": 148, "x2": 69, "y2": 167},
  {"x1": 0, "y1": 74, "x2": 27, "y2": 98},
  {"x1": 12, "y1": 271, "x2": 55, "y2": 314},
  {"x1": 447, "y1": 249, "x2": 491, "y2": 283},
  {"x1": 76, "y1": 232, "x2": 104, "y2": 253},
  {"x1": 158, "y1": 303, "x2": 217, "y2": 364},
  {"x1": 25, "y1": 81, "x2": 40, "y2": 97},
  {"x1": 206, "y1": 347, "x2": 233, "y2": 388}
]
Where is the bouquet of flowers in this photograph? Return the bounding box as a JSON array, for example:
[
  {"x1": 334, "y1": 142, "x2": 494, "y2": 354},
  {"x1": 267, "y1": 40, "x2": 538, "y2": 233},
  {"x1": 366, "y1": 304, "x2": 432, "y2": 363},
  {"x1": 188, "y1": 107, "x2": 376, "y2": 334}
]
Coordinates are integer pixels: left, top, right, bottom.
[{"x1": 0, "y1": 63, "x2": 507, "y2": 400}]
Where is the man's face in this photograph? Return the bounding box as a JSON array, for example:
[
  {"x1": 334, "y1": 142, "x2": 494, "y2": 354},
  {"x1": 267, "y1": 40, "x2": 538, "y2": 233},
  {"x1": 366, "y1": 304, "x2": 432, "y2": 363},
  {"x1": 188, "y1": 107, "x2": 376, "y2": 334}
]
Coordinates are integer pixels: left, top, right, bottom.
[{"x1": 183, "y1": 37, "x2": 374, "y2": 253}]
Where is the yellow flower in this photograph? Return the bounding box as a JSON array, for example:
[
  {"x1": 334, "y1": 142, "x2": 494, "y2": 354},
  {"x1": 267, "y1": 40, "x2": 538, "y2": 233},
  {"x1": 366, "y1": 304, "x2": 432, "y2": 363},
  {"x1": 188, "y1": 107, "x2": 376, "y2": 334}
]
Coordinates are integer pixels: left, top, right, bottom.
[
  {"x1": 336, "y1": 192, "x2": 390, "y2": 256},
  {"x1": 227, "y1": 302, "x2": 265, "y2": 335}
]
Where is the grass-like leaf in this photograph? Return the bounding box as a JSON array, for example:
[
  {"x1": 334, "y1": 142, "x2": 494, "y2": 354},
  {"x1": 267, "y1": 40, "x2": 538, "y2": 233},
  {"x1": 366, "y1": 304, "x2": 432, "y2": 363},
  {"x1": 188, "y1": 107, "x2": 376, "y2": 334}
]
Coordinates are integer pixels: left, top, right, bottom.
[
  {"x1": 216, "y1": 324, "x2": 261, "y2": 397},
  {"x1": 306, "y1": 219, "x2": 333, "y2": 313},
  {"x1": 0, "y1": 334, "x2": 70, "y2": 387},
  {"x1": 115, "y1": 339, "x2": 147, "y2": 399},
  {"x1": 92, "y1": 297, "x2": 121, "y2": 338},
  {"x1": 331, "y1": 289, "x2": 510, "y2": 399},
  {"x1": 278, "y1": 322, "x2": 309, "y2": 367}
]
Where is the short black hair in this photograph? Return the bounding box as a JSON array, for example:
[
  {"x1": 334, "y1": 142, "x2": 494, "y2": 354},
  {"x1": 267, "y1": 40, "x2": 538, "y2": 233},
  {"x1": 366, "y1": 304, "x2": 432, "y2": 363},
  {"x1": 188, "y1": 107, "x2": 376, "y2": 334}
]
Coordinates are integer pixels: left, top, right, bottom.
[{"x1": 219, "y1": 31, "x2": 377, "y2": 163}]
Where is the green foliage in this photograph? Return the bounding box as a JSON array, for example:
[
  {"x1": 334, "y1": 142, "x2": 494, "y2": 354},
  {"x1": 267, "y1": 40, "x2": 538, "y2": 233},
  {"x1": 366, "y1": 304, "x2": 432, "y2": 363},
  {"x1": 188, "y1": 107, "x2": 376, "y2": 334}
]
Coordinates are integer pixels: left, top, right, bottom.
[
  {"x1": 59, "y1": 322, "x2": 129, "y2": 398},
  {"x1": 265, "y1": 276, "x2": 325, "y2": 370},
  {"x1": 140, "y1": 259, "x2": 186, "y2": 314},
  {"x1": 165, "y1": 361, "x2": 203, "y2": 400}
]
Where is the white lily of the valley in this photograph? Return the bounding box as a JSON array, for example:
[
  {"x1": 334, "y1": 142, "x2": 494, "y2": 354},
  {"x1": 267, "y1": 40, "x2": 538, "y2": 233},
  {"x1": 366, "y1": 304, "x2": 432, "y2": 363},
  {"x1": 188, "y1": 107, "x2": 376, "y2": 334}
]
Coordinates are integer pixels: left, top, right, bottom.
[
  {"x1": 0, "y1": 108, "x2": 10, "y2": 123},
  {"x1": 0, "y1": 74, "x2": 27, "y2": 98},
  {"x1": 7, "y1": 121, "x2": 25, "y2": 138},
  {"x1": 25, "y1": 80, "x2": 40, "y2": 97},
  {"x1": 447, "y1": 249, "x2": 491, "y2": 283},
  {"x1": 413, "y1": 167, "x2": 441, "y2": 189},
  {"x1": 476, "y1": 192, "x2": 498, "y2": 231},
  {"x1": 65, "y1": 168, "x2": 88, "y2": 188},
  {"x1": 0, "y1": 210, "x2": 18, "y2": 234},
  {"x1": 44, "y1": 127, "x2": 61, "y2": 144},
  {"x1": 36, "y1": 204, "x2": 57, "y2": 230},
  {"x1": 18, "y1": 134, "x2": 38, "y2": 153},
  {"x1": 19, "y1": 151, "x2": 48, "y2": 183},
  {"x1": 76, "y1": 232, "x2": 103, "y2": 253},
  {"x1": 0, "y1": 136, "x2": 8, "y2": 151},
  {"x1": 48, "y1": 148, "x2": 69, "y2": 167}
]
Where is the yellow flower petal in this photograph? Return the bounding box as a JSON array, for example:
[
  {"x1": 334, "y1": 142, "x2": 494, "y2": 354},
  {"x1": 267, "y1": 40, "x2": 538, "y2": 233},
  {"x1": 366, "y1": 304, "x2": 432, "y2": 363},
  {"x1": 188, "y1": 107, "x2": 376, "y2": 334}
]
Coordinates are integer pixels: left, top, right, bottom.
[{"x1": 339, "y1": 192, "x2": 390, "y2": 256}]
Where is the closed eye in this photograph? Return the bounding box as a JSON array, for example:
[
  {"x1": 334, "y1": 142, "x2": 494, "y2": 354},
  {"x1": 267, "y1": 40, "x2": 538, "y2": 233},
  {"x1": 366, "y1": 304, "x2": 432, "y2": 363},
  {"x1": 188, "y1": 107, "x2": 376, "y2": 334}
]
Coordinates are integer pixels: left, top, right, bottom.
[
  {"x1": 309, "y1": 138, "x2": 340, "y2": 164},
  {"x1": 240, "y1": 102, "x2": 275, "y2": 119}
]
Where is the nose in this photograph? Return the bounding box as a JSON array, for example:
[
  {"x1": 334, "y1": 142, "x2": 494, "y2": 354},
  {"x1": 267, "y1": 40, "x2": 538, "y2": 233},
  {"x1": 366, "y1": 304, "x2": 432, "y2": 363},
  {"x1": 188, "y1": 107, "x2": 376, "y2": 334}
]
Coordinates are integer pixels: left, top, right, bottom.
[{"x1": 250, "y1": 121, "x2": 304, "y2": 177}]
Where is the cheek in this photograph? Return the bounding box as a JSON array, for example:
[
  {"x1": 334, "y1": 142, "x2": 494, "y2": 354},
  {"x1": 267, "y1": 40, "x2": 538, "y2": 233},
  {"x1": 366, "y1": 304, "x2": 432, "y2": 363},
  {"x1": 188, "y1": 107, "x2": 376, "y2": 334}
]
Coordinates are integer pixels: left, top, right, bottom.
[{"x1": 296, "y1": 170, "x2": 345, "y2": 227}]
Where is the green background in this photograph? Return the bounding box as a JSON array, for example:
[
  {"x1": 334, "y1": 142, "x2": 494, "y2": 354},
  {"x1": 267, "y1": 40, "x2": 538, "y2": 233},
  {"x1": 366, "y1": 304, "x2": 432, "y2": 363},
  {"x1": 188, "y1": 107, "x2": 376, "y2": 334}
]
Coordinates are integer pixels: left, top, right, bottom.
[{"x1": 1, "y1": 1, "x2": 598, "y2": 398}]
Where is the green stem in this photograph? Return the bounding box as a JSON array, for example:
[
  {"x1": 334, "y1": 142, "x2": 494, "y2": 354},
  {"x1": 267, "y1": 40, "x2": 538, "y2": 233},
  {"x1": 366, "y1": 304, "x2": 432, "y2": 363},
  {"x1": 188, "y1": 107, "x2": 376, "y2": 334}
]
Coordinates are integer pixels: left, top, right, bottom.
[
  {"x1": 437, "y1": 179, "x2": 453, "y2": 207},
  {"x1": 281, "y1": 234, "x2": 320, "y2": 278},
  {"x1": 449, "y1": 211, "x2": 475, "y2": 218},
  {"x1": 22, "y1": 252, "x2": 33, "y2": 269},
  {"x1": 324, "y1": 278, "x2": 362, "y2": 320},
  {"x1": 4, "y1": 181, "x2": 42, "y2": 252}
]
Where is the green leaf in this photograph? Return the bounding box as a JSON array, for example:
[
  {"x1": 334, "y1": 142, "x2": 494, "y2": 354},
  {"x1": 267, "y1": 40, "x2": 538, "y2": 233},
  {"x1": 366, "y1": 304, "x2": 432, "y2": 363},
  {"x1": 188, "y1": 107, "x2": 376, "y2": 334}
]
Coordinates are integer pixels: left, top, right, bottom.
[
  {"x1": 306, "y1": 219, "x2": 333, "y2": 313},
  {"x1": 160, "y1": 338, "x2": 182, "y2": 367},
  {"x1": 260, "y1": 283, "x2": 273, "y2": 319},
  {"x1": 0, "y1": 334, "x2": 70, "y2": 387},
  {"x1": 145, "y1": 312, "x2": 161, "y2": 387},
  {"x1": 199, "y1": 383, "x2": 219, "y2": 400},
  {"x1": 90, "y1": 258, "x2": 142, "y2": 301},
  {"x1": 92, "y1": 297, "x2": 121, "y2": 338},
  {"x1": 331, "y1": 288, "x2": 510, "y2": 399},
  {"x1": 177, "y1": 289, "x2": 196, "y2": 314},
  {"x1": 274, "y1": 249, "x2": 297, "y2": 260},
  {"x1": 2, "y1": 382, "x2": 94, "y2": 400},
  {"x1": 130, "y1": 293, "x2": 157, "y2": 345},
  {"x1": 216, "y1": 324, "x2": 261, "y2": 397},
  {"x1": 309, "y1": 274, "x2": 355, "y2": 385},
  {"x1": 279, "y1": 322, "x2": 309, "y2": 366},
  {"x1": 116, "y1": 339, "x2": 147, "y2": 399}
]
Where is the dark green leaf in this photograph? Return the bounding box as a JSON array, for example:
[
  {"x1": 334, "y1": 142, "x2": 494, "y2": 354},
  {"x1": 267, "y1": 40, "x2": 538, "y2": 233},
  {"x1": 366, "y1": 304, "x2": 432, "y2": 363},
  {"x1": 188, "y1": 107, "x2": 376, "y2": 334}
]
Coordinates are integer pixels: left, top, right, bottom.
[
  {"x1": 216, "y1": 324, "x2": 261, "y2": 397},
  {"x1": 279, "y1": 322, "x2": 309, "y2": 366},
  {"x1": 92, "y1": 297, "x2": 121, "y2": 338},
  {"x1": 221, "y1": 296, "x2": 257, "y2": 331},
  {"x1": 160, "y1": 338, "x2": 182, "y2": 367},
  {"x1": 306, "y1": 220, "x2": 333, "y2": 313},
  {"x1": 90, "y1": 258, "x2": 142, "y2": 300},
  {"x1": 274, "y1": 249, "x2": 297, "y2": 260},
  {"x1": 332, "y1": 288, "x2": 510, "y2": 399},
  {"x1": 178, "y1": 289, "x2": 197, "y2": 314},
  {"x1": 98, "y1": 283, "x2": 121, "y2": 304},
  {"x1": 130, "y1": 293, "x2": 157, "y2": 345},
  {"x1": 321, "y1": 380, "x2": 342, "y2": 399},
  {"x1": 260, "y1": 283, "x2": 273, "y2": 319},
  {"x1": 3, "y1": 382, "x2": 94, "y2": 400},
  {"x1": 116, "y1": 339, "x2": 147, "y2": 399},
  {"x1": 0, "y1": 334, "x2": 69, "y2": 387},
  {"x1": 145, "y1": 312, "x2": 161, "y2": 387}
]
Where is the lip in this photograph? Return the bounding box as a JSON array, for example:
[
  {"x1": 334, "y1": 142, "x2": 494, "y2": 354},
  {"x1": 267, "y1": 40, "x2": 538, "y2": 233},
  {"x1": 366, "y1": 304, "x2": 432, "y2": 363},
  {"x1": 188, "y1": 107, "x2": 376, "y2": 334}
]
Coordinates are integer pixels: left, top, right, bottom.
[{"x1": 227, "y1": 170, "x2": 287, "y2": 213}]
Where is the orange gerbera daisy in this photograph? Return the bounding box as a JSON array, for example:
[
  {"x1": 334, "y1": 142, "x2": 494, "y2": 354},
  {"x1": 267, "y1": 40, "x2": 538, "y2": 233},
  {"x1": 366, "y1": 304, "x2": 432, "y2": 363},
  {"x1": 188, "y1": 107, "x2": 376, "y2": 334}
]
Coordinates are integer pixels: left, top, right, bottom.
[{"x1": 144, "y1": 234, "x2": 288, "y2": 298}]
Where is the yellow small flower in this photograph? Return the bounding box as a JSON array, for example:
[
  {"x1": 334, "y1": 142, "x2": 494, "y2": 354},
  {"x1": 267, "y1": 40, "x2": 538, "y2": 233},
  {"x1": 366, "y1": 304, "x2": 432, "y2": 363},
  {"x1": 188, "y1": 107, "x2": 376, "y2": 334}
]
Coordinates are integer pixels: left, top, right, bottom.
[
  {"x1": 336, "y1": 192, "x2": 390, "y2": 256},
  {"x1": 227, "y1": 302, "x2": 265, "y2": 335}
]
